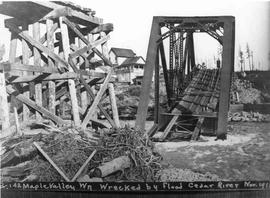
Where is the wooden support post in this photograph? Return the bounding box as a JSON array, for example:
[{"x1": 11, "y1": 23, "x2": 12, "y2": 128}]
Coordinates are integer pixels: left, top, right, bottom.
[
  {"x1": 8, "y1": 32, "x2": 18, "y2": 125},
  {"x1": 217, "y1": 18, "x2": 235, "y2": 140},
  {"x1": 22, "y1": 24, "x2": 30, "y2": 122},
  {"x1": 191, "y1": 117, "x2": 204, "y2": 140},
  {"x1": 0, "y1": 71, "x2": 10, "y2": 130},
  {"x1": 136, "y1": 17, "x2": 160, "y2": 130},
  {"x1": 13, "y1": 106, "x2": 22, "y2": 136},
  {"x1": 108, "y1": 83, "x2": 120, "y2": 128},
  {"x1": 59, "y1": 17, "x2": 80, "y2": 127},
  {"x1": 46, "y1": 19, "x2": 56, "y2": 115},
  {"x1": 33, "y1": 22, "x2": 42, "y2": 120},
  {"x1": 79, "y1": 38, "x2": 88, "y2": 111}
]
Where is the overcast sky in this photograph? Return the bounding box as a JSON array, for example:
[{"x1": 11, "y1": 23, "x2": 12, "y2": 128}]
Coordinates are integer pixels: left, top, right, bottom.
[
  {"x1": 0, "y1": 0, "x2": 269, "y2": 70},
  {"x1": 77, "y1": 0, "x2": 270, "y2": 71}
]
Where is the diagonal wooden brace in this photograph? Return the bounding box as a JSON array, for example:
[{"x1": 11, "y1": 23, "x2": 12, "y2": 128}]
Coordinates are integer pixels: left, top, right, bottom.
[
  {"x1": 70, "y1": 35, "x2": 110, "y2": 59},
  {"x1": 5, "y1": 22, "x2": 68, "y2": 72},
  {"x1": 6, "y1": 85, "x2": 68, "y2": 126},
  {"x1": 68, "y1": 57, "x2": 115, "y2": 128},
  {"x1": 81, "y1": 67, "x2": 113, "y2": 129},
  {"x1": 62, "y1": 17, "x2": 113, "y2": 67}
]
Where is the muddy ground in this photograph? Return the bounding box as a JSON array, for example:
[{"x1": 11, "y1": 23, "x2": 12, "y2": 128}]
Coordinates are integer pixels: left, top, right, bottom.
[{"x1": 122, "y1": 120, "x2": 270, "y2": 181}]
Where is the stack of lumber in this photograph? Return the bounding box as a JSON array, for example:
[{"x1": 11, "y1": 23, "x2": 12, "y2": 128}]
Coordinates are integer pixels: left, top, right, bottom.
[{"x1": 1, "y1": 123, "x2": 162, "y2": 182}]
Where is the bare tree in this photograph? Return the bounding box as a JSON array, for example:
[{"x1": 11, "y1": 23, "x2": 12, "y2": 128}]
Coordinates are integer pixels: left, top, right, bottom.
[
  {"x1": 246, "y1": 43, "x2": 252, "y2": 71},
  {"x1": 238, "y1": 46, "x2": 244, "y2": 71}
]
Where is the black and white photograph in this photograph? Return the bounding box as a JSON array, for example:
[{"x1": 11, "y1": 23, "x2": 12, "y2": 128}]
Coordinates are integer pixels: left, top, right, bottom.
[{"x1": 0, "y1": 0, "x2": 269, "y2": 197}]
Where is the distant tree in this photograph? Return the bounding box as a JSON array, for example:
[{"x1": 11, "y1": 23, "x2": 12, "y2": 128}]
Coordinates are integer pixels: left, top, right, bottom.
[
  {"x1": 238, "y1": 46, "x2": 244, "y2": 71},
  {"x1": 246, "y1": 43, "x2": 252, "y2": 71}
]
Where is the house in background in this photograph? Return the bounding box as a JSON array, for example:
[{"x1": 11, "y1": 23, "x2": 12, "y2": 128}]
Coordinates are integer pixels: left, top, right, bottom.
[
  {"x1": 109, "y1": 47, "x2": 136, "y2": 65},
  {"x1": 109, "y1": 47, "x2": 146, "y2": 84},
  {"x1": 115, "y1": 56, "x2": 145, "y2": 84}
]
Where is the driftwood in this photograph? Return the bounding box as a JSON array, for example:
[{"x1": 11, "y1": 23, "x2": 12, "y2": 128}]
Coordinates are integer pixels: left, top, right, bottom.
[
  {"x1": 1, "y1": 140, "x2": 43, "y2": 168},
  {"x1": 91, "y1": 156, "x2": 131, "y2": 178},
  {"x1": 0, "y1": 161, "x2": 31, "y2": 178}
]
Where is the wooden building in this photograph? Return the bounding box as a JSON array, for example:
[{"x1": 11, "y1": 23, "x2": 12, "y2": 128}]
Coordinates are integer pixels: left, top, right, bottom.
[
  {"x1": 114, "y1": 56, "x2": 145, "y2": 84},
  {"x1": 109, "y1": 47, "x2": 136, "y2": 65}
]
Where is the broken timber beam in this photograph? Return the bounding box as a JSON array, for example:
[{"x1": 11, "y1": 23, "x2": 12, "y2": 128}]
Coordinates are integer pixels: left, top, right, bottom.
[{"x1": 191, "y1": 117, "x2": 204, "y2": 140}]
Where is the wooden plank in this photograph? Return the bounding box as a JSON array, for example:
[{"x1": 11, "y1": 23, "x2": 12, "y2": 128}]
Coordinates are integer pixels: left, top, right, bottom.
[
  {"x1": 0, "y1": 72, "x2": 10, "y2": 130},
  {"x1": 33, "y1": 142, "x2": 70, "y2": 182},
  {"x1": 0, "y1": 62, "x2": 58, "y2": 73},
  {"x1": 9, "y1": 33, "x2": 17, "y2": 63},
  {"x1": 108, "y1": 83, "x2": 120, "y2": 128},
  {"x1": 33, "y1": 22, "x2": 42, "y2": 120},
  {"x1": 79, "y1": 38, "x2": 88, "y2": 111},
  {"x1": 161, "y1": 112, "x2": 218, "y2": 118},
  {"x1": 70, "y1": 9, "x2": 102, "y2": 26},
  {"x1": 160, "y1": 115, "x2": 179, "y2": 141},
  {"x1": 6, "y1": 85, "x2": 67, "y2": 125},
  {"x1": 22, "y1": 24, "x2": 30, "y2": 122},
  {"x1": 13, "y1": 106, "x2": 22, "y2": 136},
  {"x1": 191, "y1": 117, "x2": 204, "y2": 140},
  {"x1": 136, "y1": 17, "x2": 160, "y2": 130},
  {"x1": 5, "y1": 21, "x2": 68, "y2": 71},
  {"x1": 59, "y1": 16, "x2": 80, "y2": 127}
]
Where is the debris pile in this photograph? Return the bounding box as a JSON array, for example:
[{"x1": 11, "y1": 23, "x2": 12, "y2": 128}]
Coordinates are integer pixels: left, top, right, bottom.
[
  {"x1": 0, "y1": 124, "x2": 162, "y2": 182},
  {"x1": 228, "y1": 111, "x2": 270, "y2": 122},
  {"x1": 231, "y1": 79, "x2": 263, "y2": 104}
]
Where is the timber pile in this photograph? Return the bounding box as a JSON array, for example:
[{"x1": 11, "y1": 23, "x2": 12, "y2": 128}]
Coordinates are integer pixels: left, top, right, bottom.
[
  {"x1": 228, "y1": 111, "x2": 270, "y2": 122},
  {"x1": 0, "y1": 124, "x2": 162, "y2": 182}
]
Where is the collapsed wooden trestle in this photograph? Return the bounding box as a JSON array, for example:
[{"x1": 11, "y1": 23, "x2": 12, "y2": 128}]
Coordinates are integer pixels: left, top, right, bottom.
[{"x1": 0, "y1": 1, "x2": 120, "y2": 132}]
